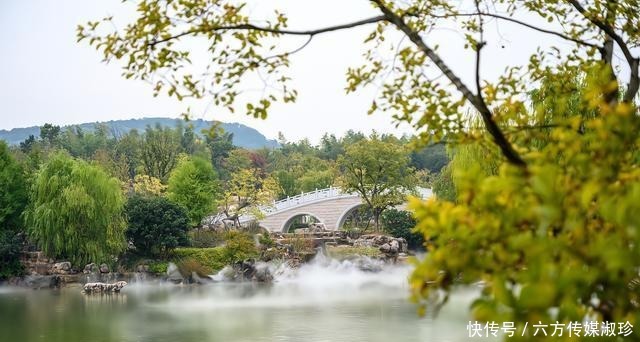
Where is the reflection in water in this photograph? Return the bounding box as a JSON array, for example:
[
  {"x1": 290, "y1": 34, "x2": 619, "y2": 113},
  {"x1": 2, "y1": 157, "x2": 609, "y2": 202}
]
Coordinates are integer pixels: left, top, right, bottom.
[{"x1": 0, "y1": 257, "x2": 490, "y2": 342}]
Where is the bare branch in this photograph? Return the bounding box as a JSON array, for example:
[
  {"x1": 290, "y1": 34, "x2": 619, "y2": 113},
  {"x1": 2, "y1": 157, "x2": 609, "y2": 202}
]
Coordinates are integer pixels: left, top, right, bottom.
[
  {"x1": 149, "y1": 15, "x2": 387, "y2": 47},
  {"x1": 427, "y1": 12, "x2": 600, "y2": 49},
  {"x1": 567, "y1": 0, "x2": 639, "y2": 102}
]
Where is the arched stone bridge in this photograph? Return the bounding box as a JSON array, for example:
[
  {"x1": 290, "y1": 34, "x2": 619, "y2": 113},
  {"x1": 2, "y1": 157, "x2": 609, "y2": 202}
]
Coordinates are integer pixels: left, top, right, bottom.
[{"x1": 233, "y1": 187, "x2": 432, "y2": 232}]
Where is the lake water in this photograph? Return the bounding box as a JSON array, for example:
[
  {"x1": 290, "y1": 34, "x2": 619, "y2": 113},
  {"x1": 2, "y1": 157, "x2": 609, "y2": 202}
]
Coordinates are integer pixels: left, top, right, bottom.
[{"x1": 0, "y1": 258, "x2": 486, "y2": 342}]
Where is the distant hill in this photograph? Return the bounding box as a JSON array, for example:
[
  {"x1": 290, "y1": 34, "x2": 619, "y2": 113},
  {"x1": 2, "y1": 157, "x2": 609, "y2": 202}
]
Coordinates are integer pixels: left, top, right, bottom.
[{"x1": 0, "y1": 117, "x2": 279, "y2": 149}]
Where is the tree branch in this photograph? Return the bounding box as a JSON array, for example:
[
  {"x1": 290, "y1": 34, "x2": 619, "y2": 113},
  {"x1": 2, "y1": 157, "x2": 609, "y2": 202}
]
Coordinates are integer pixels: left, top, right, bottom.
[
  {"x1": 149, "y1": 15, "x2": 387, "y2": 47},
  {"x1": 371, "y1": 0, "x2": 527, "y2": 168},
  {"x1": 426, "y1": 12, "x2": 600, "y2": 49},
  {"x1": 567, "y1": 0, "x2": 639, "y2": 102}
]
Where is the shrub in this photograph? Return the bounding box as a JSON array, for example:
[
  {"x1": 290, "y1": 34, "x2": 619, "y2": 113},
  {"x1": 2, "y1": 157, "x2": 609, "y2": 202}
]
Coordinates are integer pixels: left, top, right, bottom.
[
  {"x1": 172, "y1": 232, "x2": 259, "y2": 272},
  {"x1": 173, "y1": 247, "x2": 226, "y2": 272},
  {"x1": 177, "y1": 258, "x2": 212, "y2": 277},
  {"x1": 221, "y1": 230, "x2": 259, "y2": 263},
  {"x1": 125, "y1": 195, "x2": 190, "y2": 257},
  {"x1": 189, "y1": 229, "x2": 224, "y2": 248},
  {"x1": 286, "y1": 236, "x2": 316, "y2": 255},
  {"x1": 147, "y1": 261, "x2": 168, "y2": 274},
  {"x1": 327, "y1": 246, "x2": 382, "y2": 260},
  {"x1": 381, "y1": 208, "x2": 424, "y2": 250},
  {"x1": 258, "y1": 233, "x2": 275, "y2": 248}
]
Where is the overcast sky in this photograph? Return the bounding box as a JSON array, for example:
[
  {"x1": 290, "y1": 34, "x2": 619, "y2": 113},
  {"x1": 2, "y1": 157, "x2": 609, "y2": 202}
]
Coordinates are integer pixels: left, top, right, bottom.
[{"x1": 0, "y1": 1, "x2": 589, "y2": 143}]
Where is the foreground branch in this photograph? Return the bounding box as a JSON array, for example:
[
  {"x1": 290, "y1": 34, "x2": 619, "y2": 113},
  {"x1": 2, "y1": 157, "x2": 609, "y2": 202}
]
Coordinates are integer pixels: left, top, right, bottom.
[
  {"x1": 372, "y1": 0, "x2": 527, "y2": 168},
  {"x1": 149, "y1": 15, "x2": 387, "y2": 46},
  {"x1": 567, "y1": 0, "x2": 640, "y2": 102}
]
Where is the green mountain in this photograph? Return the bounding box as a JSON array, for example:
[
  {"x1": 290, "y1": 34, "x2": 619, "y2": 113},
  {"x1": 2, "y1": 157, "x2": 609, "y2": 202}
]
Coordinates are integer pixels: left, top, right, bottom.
[{"x1": 0, "y1": 117, "x2": 278, "y2": 149}]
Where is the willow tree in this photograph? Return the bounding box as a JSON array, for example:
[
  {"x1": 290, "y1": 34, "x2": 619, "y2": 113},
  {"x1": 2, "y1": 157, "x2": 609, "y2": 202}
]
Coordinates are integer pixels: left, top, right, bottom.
[
  {"x1": 25, "y1": 153, "x2": 126, "y2": 266},
  {"x1": 80, "y1": 0, "x2": 640, "y2": 335}
]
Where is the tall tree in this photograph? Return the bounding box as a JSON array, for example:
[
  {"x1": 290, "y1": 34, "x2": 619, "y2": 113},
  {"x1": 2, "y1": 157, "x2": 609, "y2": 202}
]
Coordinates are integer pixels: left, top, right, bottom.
[
  {"x1": 140, "y1": 124, "x2": 181, "y2": 181},
  {"x1": 39, "y1": 123, "x2": 61, "y2": 147},
  {"x1": 167, "y1": 156, "x2": 220, "y2": 227},
  {"x1": 25, "y1": 153, "x2": 126, "y2": 266},
  {"x1": 337, "y1": 134, "x2": 416, "y2": 229},
  {"x1": 0, "y1": 142, "x2": 29, "y2": 279},
  {"x1": 114, "y1": 129, "x2": 142, "y2": 181},
  {"x1": 205, "y1": 129, "x2": 235, "y2": 181},
  {"x1": 219, "y1": 168, "x2": 278, "y2": 227}
]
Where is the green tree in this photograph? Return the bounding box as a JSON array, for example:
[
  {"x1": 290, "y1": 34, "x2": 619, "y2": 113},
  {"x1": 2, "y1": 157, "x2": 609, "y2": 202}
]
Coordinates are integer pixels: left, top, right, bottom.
[
  {"x1": 140, "y1": 124, "x2": 181, "y2": 181},
  {"x1": 381, "y1": 208, "x2": 423, "y2": 250},
  {"x1": 125, "y1": 195, "x2": 189, "y2": 257},
  {"x1": 167, "y1": 156, "x2": 220, "y2": 227},
  {"x1": 0, "y1": 142, "x2": 29, "y2": 279},
  {"x1": 39, "y1": 123, "x2": 61, "y2": 147},
  {"x1": 114, "y1": 129, "x2": 142, "y2": 181},
  {"x1": 220, "y1": 168, "x2": 278, "y2": 227},
  {"x1": 337, "y1": 134, "x2": 416, "y2": 229},
  {"x1": 410, "y1": 143, "x2": 449, "y2": 173},
  {"x1": 205, "y1": 129, "x2": 235, "y2": 181},
  {"x1": 25, "y1": 153, "x2": 126, "y2": 266}
]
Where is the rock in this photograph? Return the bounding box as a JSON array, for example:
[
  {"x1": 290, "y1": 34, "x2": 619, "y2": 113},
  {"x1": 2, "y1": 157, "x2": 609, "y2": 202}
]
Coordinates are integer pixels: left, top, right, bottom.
[
  {"x1": 229, "y1": 259, "x2": 273, "y2": 282},
  {"x1": 308, "y1": 223, "x2": 328, "y2": 233},
  {"x1": 166, "y1": 262, "x2": 183, "y2": 284},
  {"x1": 136, "y1": 264, "x2": 150, "y2": 273},
  {"x1": 253, "y1": 263, "x2": 273, "y2": 282},
  {"x1": 191, "y1": 272, "x2": 213, "y2": 284},
  {"x1": 354, "y1": 234, "x2": 407, "y2": 256},
  {"x1": 99, "y1": 263, "x2": 110, "y2": 273},
  {"x1": 52, "y1": 262, "x2": 71, "y2": 275},
  {"x1": 82, "y1": 281, "x2": 127, "y2": 293},
  {"x1": 379, "y1": 243, "x2": 391, "y2": 253},
  {"x1": 21, "y1": 275, "x2": 61, "y2": 289},
  {"x1": 84, "y1": 263, "x2": 98, "y2": 274},
  {"x1": 389, "y1": 240, "x2": 400, "y2": 253}
]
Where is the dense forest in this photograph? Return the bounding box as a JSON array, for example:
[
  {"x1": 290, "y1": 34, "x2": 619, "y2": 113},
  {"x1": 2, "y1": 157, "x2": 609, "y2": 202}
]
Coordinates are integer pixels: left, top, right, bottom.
[
  {"x1": 0, "y1": 118, "x2": 278, "y2": 149},
  {"x1": 0, "y1": 120, "x2": 448, "y2": 278}
]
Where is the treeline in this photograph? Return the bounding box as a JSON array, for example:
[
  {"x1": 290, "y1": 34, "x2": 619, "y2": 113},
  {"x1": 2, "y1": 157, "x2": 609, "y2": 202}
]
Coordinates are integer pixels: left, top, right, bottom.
[{"x1": 0, "y1": 121, "x2": 447, "y2": 278}]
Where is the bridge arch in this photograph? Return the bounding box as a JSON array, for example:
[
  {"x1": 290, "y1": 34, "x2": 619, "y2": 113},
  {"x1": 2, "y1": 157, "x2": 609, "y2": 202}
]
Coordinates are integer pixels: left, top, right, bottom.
[
  {"x1": 281, "y1": 212, "x2": 322, "y2": 232},
  {"x1": 336, "y1": 203, "x2": 366, "y2": 230}
]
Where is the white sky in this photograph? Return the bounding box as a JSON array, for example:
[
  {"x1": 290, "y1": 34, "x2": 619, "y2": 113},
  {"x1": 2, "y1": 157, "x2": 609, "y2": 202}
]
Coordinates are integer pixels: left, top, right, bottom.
[{"x1": 0, "y1": 0, "x2": 599, "y2": 143}]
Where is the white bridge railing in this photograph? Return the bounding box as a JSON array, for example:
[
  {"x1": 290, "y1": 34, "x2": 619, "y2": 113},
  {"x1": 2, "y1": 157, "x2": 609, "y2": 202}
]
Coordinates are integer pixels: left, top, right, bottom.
[
  {"x1": 204, "y1": 186, "x2": 432, "y2": 225},
  {"x1": 262, "y1": 186, "x2": 356, "y2": 214}
]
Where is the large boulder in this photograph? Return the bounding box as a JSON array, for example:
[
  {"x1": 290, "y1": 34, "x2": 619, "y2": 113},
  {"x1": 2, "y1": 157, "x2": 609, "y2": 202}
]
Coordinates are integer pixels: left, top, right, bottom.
[
  {"x1": 99, "y1": 263, "x2": 110, "y2": 274},
  {"x1": 166, "y1": 262, "x2": 183, "y2": 284},
  {"x1": 353, "y1": 234, "x2": 408, "y2": 257},
  {"x1": 227, "y1": 259, "x2": 273, "y2": 282}
]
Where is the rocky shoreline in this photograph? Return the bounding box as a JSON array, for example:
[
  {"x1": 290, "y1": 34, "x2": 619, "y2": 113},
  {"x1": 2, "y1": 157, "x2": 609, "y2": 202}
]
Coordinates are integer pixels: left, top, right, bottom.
[{"x1": 3, "y1": 233, "x2": 412, "y2": 289}]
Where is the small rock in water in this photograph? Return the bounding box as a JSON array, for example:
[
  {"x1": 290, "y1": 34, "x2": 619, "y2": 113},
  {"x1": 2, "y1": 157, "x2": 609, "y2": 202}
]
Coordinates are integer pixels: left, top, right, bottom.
[
  {"x1": 82, "y1": 281, "x2": 127, "y2": 293},
  {"x1": 99, "y1": 263, "x2": 110, "y2": 273}
]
